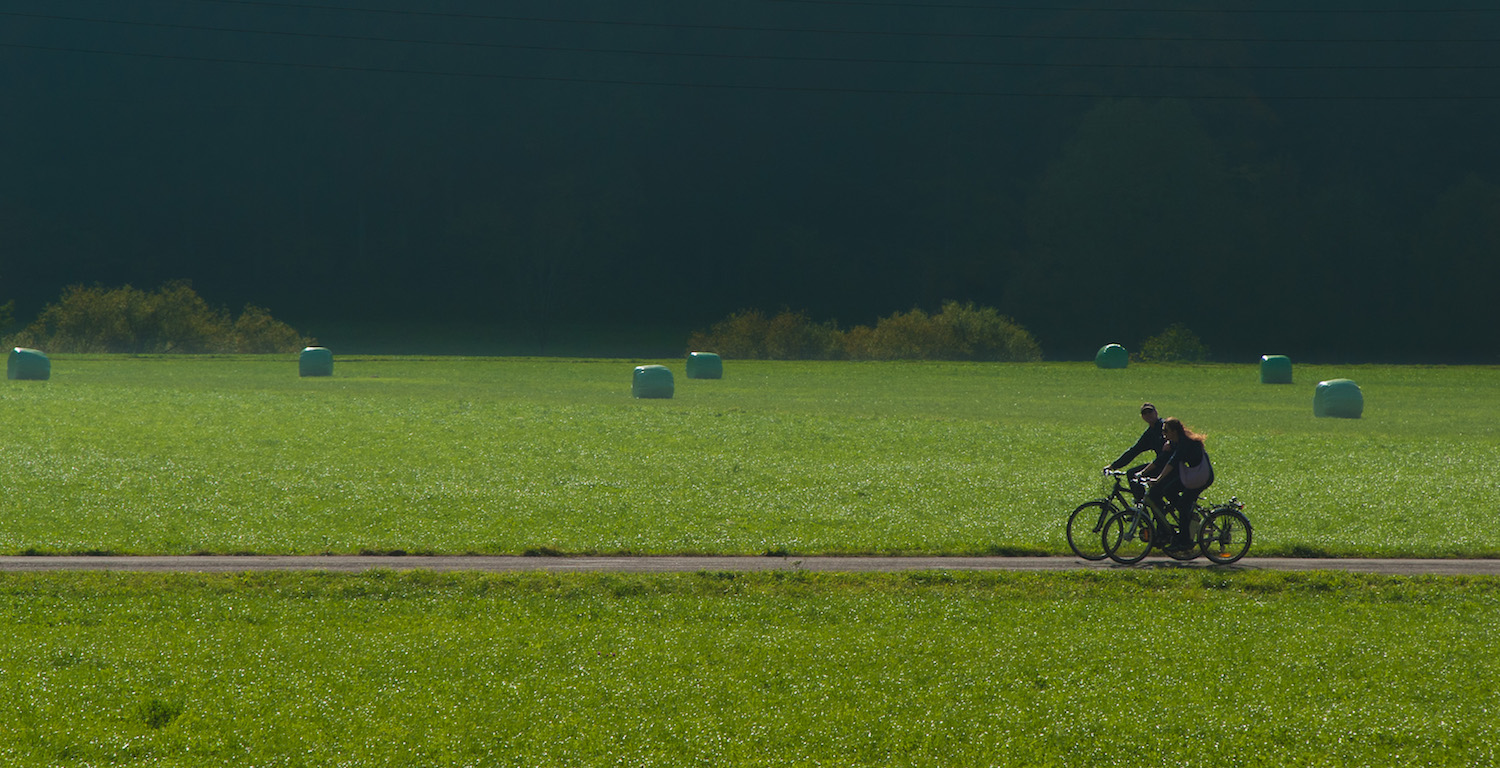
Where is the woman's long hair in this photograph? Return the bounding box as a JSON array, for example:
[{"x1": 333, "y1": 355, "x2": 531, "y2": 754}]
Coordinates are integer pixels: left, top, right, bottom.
[{"x1": 1162, "y1": 417, "x2": 1205, "y2": 444}]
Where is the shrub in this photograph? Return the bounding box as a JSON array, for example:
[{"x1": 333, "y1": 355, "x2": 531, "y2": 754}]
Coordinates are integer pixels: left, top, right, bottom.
[
  {"x1": 764, "y1": 310, "x2": 841, "y2": 360},
  {"x1": 860, "y1": 307, "x2": 940, "y2": 360},
  {"x1": 930, "y1": 301, "x2": 1043, "y2": 362},
  {"x1": 1138, "y1": 323, "x2": 1210, "y2": 362},
  {"x1": 9, "y1": 281, "x2": 312, "y2": 354},
  {"x1": 231, "y1": 305, "x2": 310, "y2": 353},
  {"x1": 850, "y1": 302, "x2": 1042, "y2": 362},
  {"x1": 839, "y1": 324, "x2": 875, "y2": 360},
  {"x1": 687, "y1": 309, "x2": 839, "y2": 360},
  {"x1": 146, "y1": 280, "x2": 232, "y2": 353},
  {"x1": 686, "y1": 309, "x2": 770, "y2": 359},
  {"x1": 688, "y1": 302, "x2": 1043, "y2": 361}
]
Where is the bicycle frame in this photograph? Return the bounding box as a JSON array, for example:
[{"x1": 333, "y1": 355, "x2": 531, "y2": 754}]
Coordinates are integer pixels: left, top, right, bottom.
[
  {"x1": 1103, "y1": 471, "x2": 1206, "y2": 559},
  {"x1": 1094, "y1": 472, "x2": 1158, "y2": 536},
  {"x1": 1102, "y1": 474, "x2": 1139, "y2": 514},
  {"x1": 1115, "y1": 496, "x2": 1185, "y2": 547}
]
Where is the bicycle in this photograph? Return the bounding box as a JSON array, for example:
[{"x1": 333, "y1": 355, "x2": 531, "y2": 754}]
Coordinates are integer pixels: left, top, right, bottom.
[
  {"x1": 1066, "y1": 470, "x2": 1150, "y2": 561},
  {"x1": 1196, "y1": 497, "x2": 1253, "y2": 564},
  {"x1": 1102, "y1": 484, "x2": 1253, "y2": 566}
]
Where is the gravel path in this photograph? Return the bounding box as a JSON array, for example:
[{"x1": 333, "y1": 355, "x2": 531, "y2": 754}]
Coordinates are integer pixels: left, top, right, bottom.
[{"x1": 0, "y1": 555, "x2": 1496, "y2": 575}]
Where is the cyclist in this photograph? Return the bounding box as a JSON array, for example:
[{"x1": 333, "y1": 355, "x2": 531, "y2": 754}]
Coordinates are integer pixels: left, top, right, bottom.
[
  {"x1": 1103, "y1": 402, "x2": 1167, "y2": 504},
  {"x1": 1145, "y1": 416, "x2": 1214, "y2": 548}
]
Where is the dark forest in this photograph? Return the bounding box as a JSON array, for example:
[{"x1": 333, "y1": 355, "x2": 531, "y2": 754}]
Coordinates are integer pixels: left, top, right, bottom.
[{"x1": 3, "y1": 1, "x2": 1498, "y2": 361}]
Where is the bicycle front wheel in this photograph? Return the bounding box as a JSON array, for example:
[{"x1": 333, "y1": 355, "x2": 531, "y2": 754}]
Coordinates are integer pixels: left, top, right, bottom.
[
  {"x1": 1066, "y1": 500, "x2": 1114, "y2": 561},
  {"x1": 1102, "y1": 509, "x2": 1153, "y2": 565},
  {"x1": 1199, "y1": 508, "x2": 1253, "y2": 565}
]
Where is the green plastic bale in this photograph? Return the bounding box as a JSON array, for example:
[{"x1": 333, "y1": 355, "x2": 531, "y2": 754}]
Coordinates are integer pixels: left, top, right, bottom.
[
  {"x1": 632, "y1": 365, "x2": 674, "y2": 399},
  {"x1": 1095, "y1": 344, "x2": 1129, "y2": 369},
  {"x1": 685, "y1": 352, "x2": 723, "y2": 380},
  {"x1": 299, "y1": 347, "x2": 334, "y2": 377},
  {"x1": 7, "y1": 348, "x2": 50, "y2": 381},
  {"x1": 1314, "y1": 379, "x2": 1363, "y2": 419},
  {"x1": 1260, "y1": 355, "x2": 1293, "y2": 384}
]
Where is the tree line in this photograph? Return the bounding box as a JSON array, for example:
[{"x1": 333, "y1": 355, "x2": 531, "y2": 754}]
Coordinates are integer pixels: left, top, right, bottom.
[{"x1": 4, "y1": 0, "x2": 1496, "y2": 361}]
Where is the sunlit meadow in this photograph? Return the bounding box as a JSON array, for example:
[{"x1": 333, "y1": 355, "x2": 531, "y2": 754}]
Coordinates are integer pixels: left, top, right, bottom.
[
  {"x1": 1, "y1": 570, "x2": 1496, "y2": 767},
  {"x1": 1, "y1": 356, "x2": 1496, "y2": 556}
]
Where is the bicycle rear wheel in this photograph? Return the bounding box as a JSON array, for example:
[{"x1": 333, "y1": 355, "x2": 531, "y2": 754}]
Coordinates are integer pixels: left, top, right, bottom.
[
  {"x1": 1102, "y1": 509, "x2": 1153, "y2": 565},
  {"x1": 1199, "y1": 508, "x2": 1253, "y2": 565},
  {"x1": 1066, "y1": 500, "x2": 1114, "y2": 561}
]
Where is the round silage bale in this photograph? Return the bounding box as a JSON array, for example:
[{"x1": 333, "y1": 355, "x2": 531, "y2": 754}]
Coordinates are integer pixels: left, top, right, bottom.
[
  {"x1": 1260, "y1": 355, "x2": 1293, "y2": 384},
  {"x1": 685, "y1": 352, "x2": 723, "y2": 380},
  {"x1": 299, "y1": 347, "x2": 333, "y2": 377},
  {"x1": 1095, "y1": 344, "x2": 1129, "y2": 369},
  {"x1": 632, "y1": 365, "x2": 674, "y2": 399},
  {"x1": 7, "y1": 348, "x2": 50, "y2": 381},
  {"x1": 1314, "y1": 379, "x2": 1363, "y2": 419}
]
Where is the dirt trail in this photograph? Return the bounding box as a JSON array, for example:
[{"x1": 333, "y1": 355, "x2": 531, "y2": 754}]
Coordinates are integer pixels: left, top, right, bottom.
[{"x1": 0, "y1": 555, "x2": 1496, "y2": 575}]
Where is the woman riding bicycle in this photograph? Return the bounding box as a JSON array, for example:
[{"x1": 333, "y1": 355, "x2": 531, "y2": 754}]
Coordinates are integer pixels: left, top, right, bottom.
[{"x1": 1145, "y1": 417, "x2": 1214, "y2": 549}]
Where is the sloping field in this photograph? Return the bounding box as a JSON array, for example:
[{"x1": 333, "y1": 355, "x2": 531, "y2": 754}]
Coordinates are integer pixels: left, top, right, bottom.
[{"x1": 2, "y1": 356, "x2": 1495, "y2": 557}]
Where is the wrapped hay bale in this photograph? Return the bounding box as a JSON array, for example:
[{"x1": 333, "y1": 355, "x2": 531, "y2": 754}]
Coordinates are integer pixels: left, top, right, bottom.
[
  {"x1": 1095, "y1": 343, "x2": 1129, "y2": 369},
  {"x1": 1260, "y1": 355, "x2": 1293, "y2": 384},
  {"x1": 632, "y1": 365, "x2": 674, "y2": 399},
  {"x1": 7, "y1": 348, "x2": 50, "y2": 381},
  {"x1": 1314, "y1": 379, "x2": 1363, "y2": 419},
  {"x1": 685, "y1": 352, "x2": 723, "y2": 380},
  {"x1": 299, "y1": 347, "x2": 333, "y2": 377}
]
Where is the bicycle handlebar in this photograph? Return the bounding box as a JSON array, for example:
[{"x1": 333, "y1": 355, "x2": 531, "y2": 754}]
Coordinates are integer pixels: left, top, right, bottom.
[{"x1": 1104, "y1": 468, "x2": 1159, "y2": 486}]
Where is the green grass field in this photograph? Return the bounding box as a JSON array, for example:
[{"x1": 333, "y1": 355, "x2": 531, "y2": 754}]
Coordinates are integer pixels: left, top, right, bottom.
[
  {"x1": 1, "y1": 571, "x2": 1496, "y2": 767},
  {"x1": 5, "y1": 357, "x2": 1498, "y2": 766},
  {"x1": 3, "y1": 356, "x2": 1497, "y2": 557}
]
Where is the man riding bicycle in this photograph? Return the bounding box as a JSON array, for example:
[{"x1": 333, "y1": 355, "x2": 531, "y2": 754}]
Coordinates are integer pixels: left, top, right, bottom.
[{"x1": 1102, "y1": 402, "x2": 1167, "y2": 504}]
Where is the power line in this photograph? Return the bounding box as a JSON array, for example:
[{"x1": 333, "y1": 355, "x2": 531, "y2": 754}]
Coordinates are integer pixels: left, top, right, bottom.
[
  {"x1": 178, "y1": 0, "x2": 1500, "y2": 43},
  {"x1": 8, "y1": 11, "x2": 1497, "y2": 70},
  {"x1": 5, "y1": 41, "x2": 1497, "y2": 99}
]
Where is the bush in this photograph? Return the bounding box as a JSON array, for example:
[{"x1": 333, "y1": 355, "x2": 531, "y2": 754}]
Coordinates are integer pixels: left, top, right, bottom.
[
  {"x1": 764, "y1": 310, "x2": 841, "y2": 360},
  {"x1": 688, "y1": 302, "x2": 1043, "y2": 361},
  {"x1": 840, "y1": 324, "x2": 876, "y2": 360},
  {"x1": 849, "y1": 302, "x2": 1042, "y2": 362},
  {"x1": 231, "y1": 305, "x2": 310, "y2": 353},
  {"x1": 861, "y1": 307, "x2": 942, "y2": 360},
  {"x1": 930, "y1": 301, "x2": 1043, "y2": 362},
  {"x1": 145, "y1": 280, "x2": 231, "y2": 353},
  {"x1": 687, "y1": 309, "x2": 840, "y2": 360},
  {"x1": 1138, "y1": 323, "x2": 1210, "y2": 362},
  {"x1": 9, "y1": 281, "x2": 313, "y2": 354},
  {"x1": 686, "y1": 309, "x2": 771, "y2": 359}
]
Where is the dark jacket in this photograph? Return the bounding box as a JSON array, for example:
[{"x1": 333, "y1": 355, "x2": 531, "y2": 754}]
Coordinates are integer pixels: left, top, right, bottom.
[
  {"x1": 1167, "y1": 437, "x2": 1214, "y2": 488},
  {"x1": 1108, "y1": 419, "x2": 1168, "y2": 470},
  {"x1": 1166, "y1": 436, "x2": 1206, "y2": 471}
]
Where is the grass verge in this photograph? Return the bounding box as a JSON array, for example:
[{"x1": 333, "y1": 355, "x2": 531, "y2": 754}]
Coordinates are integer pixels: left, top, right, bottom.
[{"x1": 1, "y1": 570, "x2": 1495, "y2": 766}]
